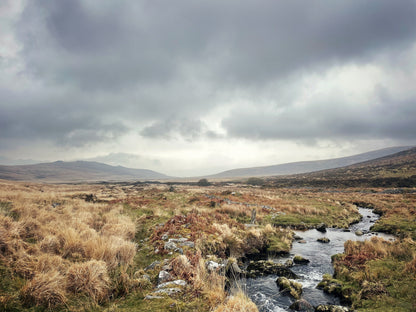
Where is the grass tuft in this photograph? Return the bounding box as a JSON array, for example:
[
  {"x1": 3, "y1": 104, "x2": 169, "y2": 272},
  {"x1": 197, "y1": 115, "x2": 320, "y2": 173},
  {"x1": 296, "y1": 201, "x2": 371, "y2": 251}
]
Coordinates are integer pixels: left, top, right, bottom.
[
  {"x1": 20, "y1": 271, "x2": 66, "y2": 308},
  {"x1": 66, "y1": 260, "x2": 110, "y2": 303},
  {"x1": 213, "y1": 290, "x2": 258, "y2": 312}
]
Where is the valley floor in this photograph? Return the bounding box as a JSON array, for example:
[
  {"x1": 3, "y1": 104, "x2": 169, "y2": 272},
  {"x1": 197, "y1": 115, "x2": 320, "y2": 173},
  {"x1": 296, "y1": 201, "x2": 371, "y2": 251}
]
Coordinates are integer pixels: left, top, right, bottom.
[{"x1": 0, "y1": 180, "x2": 415, "y2": 311}]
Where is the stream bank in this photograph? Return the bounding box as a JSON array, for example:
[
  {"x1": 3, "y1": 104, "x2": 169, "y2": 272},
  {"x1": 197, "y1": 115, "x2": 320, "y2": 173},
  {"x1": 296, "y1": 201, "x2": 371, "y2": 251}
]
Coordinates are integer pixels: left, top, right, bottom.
[{"x1": 244, "y1": 208, "x2": 394, "y2": 312}]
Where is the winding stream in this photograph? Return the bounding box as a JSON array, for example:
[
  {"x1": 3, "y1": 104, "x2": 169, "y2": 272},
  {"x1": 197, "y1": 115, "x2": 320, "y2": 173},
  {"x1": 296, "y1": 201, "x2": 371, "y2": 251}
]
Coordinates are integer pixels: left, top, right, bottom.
[{"x1": 244, "y1": 208, "x2": 395, "y2": 312}]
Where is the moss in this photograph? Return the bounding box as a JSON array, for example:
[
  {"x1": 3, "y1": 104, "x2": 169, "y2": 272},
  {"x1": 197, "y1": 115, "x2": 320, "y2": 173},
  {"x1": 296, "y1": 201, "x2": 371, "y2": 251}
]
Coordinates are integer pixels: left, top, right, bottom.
[
  {"x1": 115, "y1": 291, "x2": 209, "y2": 312},
  {"x1": 0, "y1": 261, "x2": 25, "y2": 312},
  {"x1": 276, "y1": 277, "x2": 302, "y2": 299}
]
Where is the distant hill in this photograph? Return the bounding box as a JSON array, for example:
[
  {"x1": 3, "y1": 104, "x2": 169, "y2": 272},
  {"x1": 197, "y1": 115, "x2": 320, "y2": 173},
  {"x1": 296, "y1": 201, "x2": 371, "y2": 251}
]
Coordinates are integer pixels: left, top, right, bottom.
[
  {"x1": 0, "y1": 161, "x2": 169, "y2": 182},
  {"x1": 266, "y1": 147, "x2": 416, "y2": 188},
  {"x1": 209, "y1": 146, "x2": 413, "y2": 178}
]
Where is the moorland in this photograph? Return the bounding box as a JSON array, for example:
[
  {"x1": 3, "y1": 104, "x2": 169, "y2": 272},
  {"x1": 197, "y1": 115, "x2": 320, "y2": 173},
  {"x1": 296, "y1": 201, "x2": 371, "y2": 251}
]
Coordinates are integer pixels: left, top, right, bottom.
[{"x1": 1, "y1": 147, "x2": 416, "y2": 311}]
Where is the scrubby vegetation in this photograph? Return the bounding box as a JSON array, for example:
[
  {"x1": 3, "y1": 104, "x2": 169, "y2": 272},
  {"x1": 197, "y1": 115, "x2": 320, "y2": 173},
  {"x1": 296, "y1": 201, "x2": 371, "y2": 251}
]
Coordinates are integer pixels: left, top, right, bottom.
[
  {"x1": 0, "y1": 179, "x2": 415, "y2": 311},
  {"x1": 314, "y1": 190, "x2": 416, "y2": 312},
  {"x1": 323, "y1": 237, "x2": 416, "y2": 311}
]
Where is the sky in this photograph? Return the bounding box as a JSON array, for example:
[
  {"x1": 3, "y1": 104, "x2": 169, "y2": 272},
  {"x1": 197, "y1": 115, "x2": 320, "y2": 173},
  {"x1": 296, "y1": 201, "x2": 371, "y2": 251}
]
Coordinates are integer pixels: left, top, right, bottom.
[{"x1": 1, "y1": 0, "x2": 416, "y2": 176}]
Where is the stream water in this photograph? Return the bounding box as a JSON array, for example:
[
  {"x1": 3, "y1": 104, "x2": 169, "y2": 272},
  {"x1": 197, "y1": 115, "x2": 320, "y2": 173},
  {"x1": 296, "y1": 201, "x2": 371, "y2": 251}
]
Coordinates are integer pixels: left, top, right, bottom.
[{"x1": 244, "y1": 208, "x2": 395, "y2": 312}]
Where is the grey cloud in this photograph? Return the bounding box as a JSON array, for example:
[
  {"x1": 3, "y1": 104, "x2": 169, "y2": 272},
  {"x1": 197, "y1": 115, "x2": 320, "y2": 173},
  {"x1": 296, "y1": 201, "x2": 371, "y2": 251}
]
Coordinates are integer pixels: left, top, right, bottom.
[
  {"x1": 213, "y1": 0, "x2": 416, "y2": 86},
  {"x1": 0, "y1": 88, "x2": 128, "y2": 147},
  {"x1": 44, "y1": 0, "x2": 124, "y2": 53},
  {"x1": 141, "y1": 118, "x2": 208, "y2": 140},
  {"x1": 222, "y1": 90, "x2": 416, "y2": 141},
  {"x1": 2, "y1": 0, "x2": 416, "y2": 151},
  {"x1": 16, "y1": 0, "x2": 416, "y2": 90}
]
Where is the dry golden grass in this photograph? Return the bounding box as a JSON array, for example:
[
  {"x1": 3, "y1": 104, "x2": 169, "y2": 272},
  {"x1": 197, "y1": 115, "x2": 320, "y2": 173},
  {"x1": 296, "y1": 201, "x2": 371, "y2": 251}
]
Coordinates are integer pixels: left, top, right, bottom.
[
  {"x1": 169, "y1": 252, "x2": 227, "y2": 309},
  {"x1": 344, "y1": 236, "x2": 390, "y2": 260},
  {"x1": 170, "y1": 254, "x2": 193, "y2": 281},
  {"x1": 20, "y1": 271, "x2": 67, "y2": 308},
  {"x1": 194, "y1": 257, "x2": 226, "y2": 309},
  {"x1": 213, "y1": 290, "x2": 259, "y2": 312},
  {"x1": 66, "y1": 260, "x2": 110, "y2": 303},
  {"x1": 0, "y1": 180, "x2": 138, "y2": 308}
]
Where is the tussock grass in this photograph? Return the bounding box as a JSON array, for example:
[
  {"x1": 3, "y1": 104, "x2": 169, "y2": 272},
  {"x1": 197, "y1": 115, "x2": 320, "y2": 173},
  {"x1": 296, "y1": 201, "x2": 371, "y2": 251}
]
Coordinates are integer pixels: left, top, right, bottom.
[
  {"x1": 66, "y1": 260, "x2": 110, "y2": 303},
  {"x1": 0, "y1": 180, "x2": 138, "y2": 309},
  {"x1": 213, "y1": 290, "x2": 258, "y2": 312},
  {"x1": 39, "y1": 235, "x2": 61, "y2": 254},
  {"x1": 20, "y1": 271, "x2": 67, "y2": 308},
  {"x1": 84, "y1": 235, "x2": 136, "y2": 269}
]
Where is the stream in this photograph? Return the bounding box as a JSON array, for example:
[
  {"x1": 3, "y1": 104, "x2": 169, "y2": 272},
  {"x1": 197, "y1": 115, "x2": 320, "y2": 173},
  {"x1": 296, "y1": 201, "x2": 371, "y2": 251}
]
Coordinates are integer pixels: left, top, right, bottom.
[{"x1": 244, "y1": 208, "x2": 395, "y2": 311}]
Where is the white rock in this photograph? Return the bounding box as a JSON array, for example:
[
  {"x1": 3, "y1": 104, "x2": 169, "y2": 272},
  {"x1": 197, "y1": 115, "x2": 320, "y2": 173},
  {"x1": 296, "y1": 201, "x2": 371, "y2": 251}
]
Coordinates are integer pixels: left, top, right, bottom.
[
  {"x1": 157, "y1": 279, "x2": 187, "y2": 289},
  {"x1": 164, "y1": 241, "x2": 178, "y2": 250},
  {"x1": 206, "y1": 260, "x2": 224, "y2": 272},
  {"x1": 154, "y1": 288, "x2": 182, "y2": 295},
  {"x1": 158, "y1": 270, "x2": 171, "y2": 283}
]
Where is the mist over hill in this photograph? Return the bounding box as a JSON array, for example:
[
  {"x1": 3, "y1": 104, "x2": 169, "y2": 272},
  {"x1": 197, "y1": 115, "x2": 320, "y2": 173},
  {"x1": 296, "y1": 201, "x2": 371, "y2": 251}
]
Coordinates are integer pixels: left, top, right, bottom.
[{"x1": 0, "y1": 146, "x2": 414, "y2": 183}]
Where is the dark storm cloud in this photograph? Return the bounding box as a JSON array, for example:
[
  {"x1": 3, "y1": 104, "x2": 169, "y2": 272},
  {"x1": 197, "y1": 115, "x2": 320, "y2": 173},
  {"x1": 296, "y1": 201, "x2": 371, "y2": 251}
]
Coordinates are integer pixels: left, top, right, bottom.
[
  {"x1": 0, "y1": 87, "x2": 127, "y2": 148},
  {"x1": 17, "y1": 0, "x2": 416, "y2": 89},
  {"x1": 2, "y1": 0, "x2": 416, "y2": 148},
  {"x1": 222, "y1": 90, "x2": 416, "y2": 141}
]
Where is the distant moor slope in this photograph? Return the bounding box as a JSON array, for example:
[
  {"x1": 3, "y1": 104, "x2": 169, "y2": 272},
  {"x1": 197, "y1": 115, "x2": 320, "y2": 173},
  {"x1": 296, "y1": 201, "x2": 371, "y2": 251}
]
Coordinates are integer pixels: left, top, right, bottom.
[
  {"x1": 210, "y1": 146, "x2": 413, "y2": 178},
  {"x1": 267, "y1": 147, "x2": 416, "y2": 188},
  {"x1": 0, "y1": 161, "x2": 169, "y2": 182}
]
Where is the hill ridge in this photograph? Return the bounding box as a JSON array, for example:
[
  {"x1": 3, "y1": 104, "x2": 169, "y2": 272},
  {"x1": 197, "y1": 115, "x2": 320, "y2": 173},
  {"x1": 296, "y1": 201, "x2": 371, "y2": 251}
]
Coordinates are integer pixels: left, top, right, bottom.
[
  {"x1": 208, "y1": 146, "x2": 413, "y2": 178},
  {"x1": 0, "y1": 160, "x2": 169, "y2": 182}
]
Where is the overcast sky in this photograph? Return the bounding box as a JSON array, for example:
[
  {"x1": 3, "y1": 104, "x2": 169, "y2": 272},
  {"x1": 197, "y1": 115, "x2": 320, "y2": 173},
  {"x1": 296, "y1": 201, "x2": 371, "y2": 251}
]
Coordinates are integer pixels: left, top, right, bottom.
[{"x1": 1, "y1": 0, "x2": 416, "y2": 176}]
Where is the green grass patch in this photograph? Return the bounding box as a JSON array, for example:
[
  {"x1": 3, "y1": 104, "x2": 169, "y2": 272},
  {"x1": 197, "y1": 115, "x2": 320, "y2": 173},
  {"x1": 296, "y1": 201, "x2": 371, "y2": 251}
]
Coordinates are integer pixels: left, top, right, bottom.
[
  {"x1": 268, "y1": 213, "x2": 349, "y2": 228},
  {"x1": 0, "y1": 201, "x2": 19, "y2": 220},
  {"x1": 114, "y1": 291, "x2": 208, "y2": 312},
  {"x1": 267, "y1": 235, "x2": 291, "y2": 254},
  {"x1": 331, "y1": 242, "x2": 416, "y2": 311},
  {"x1": 0, "y1": 261, "x2": 26, "y2": 312},
  {"x1": 371, "y1": 216, "x2": 416, "y2": 240}
]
